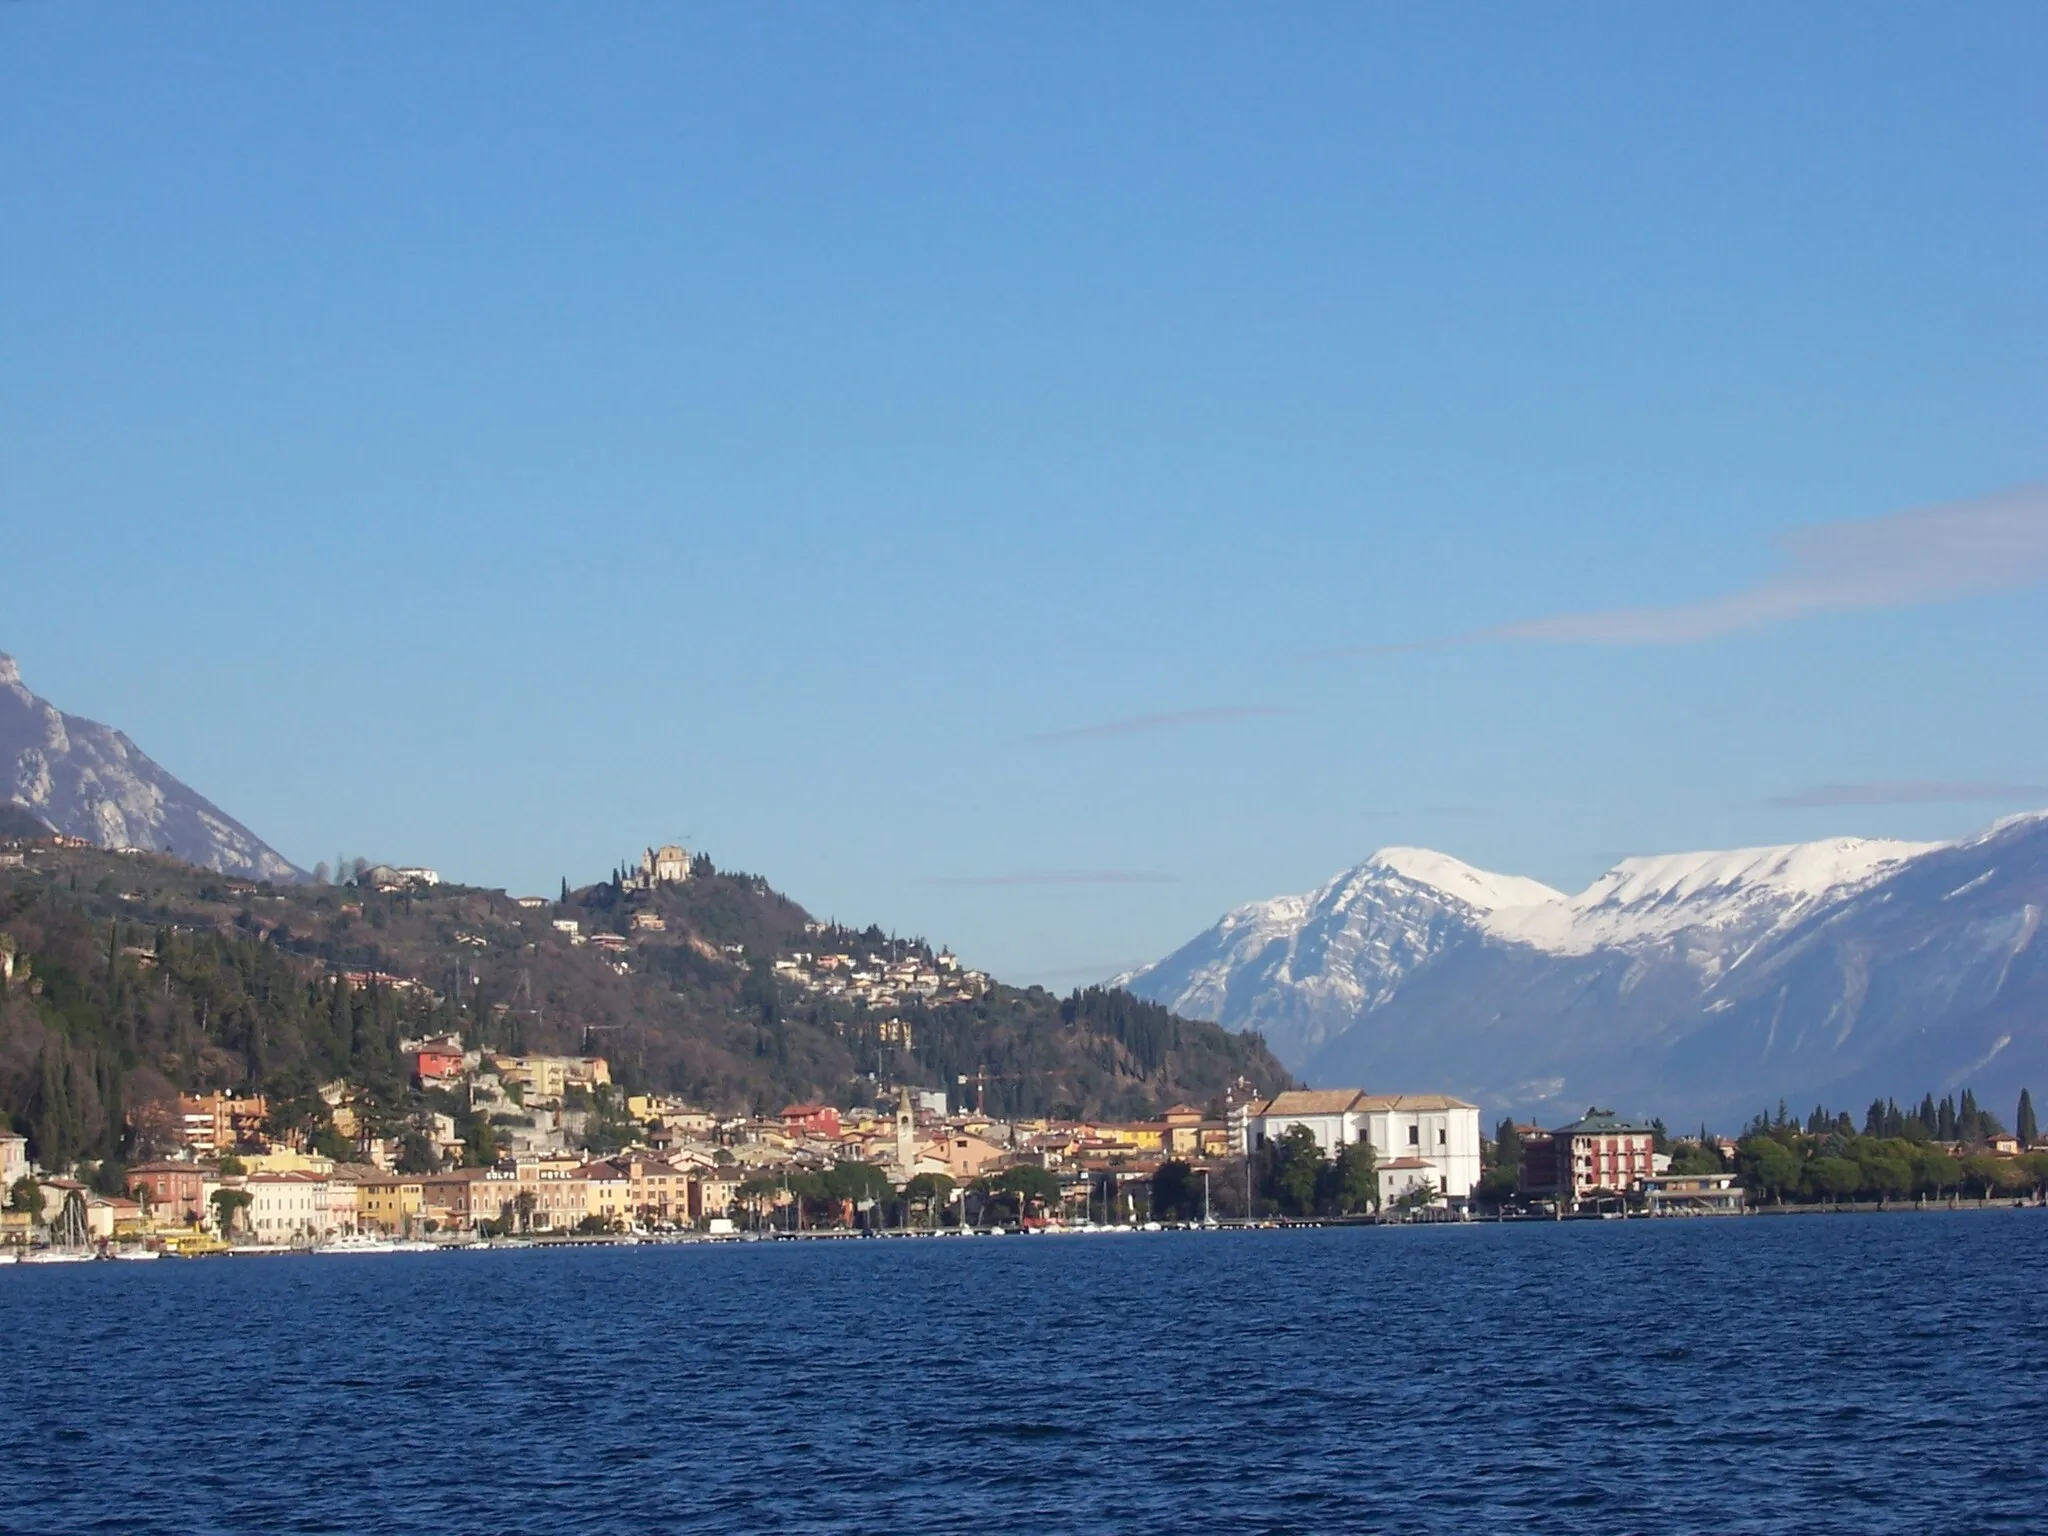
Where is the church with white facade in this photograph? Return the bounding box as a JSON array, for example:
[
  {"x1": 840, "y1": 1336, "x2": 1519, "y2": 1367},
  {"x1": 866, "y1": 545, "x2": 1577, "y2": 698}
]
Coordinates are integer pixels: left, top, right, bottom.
[{"x1": 1235, "y1": 1089, "x2": 1482, "y2": 1206}]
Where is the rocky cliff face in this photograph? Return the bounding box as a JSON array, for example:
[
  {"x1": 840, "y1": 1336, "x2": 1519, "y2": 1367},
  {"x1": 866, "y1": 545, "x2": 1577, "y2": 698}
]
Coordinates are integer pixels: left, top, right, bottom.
[{"x1": 0, "y1": 652, "x2": 300, "y2": 882}]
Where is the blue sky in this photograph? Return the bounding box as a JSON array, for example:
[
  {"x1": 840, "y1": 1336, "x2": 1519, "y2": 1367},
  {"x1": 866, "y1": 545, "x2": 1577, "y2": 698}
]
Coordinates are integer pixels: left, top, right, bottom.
[{"x1": 3, "y1": 4, "x2": 2044, "y2": 985}]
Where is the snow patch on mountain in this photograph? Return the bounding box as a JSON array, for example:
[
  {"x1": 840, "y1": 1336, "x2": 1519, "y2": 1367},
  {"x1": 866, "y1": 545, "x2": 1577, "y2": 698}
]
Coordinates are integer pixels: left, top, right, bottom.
[
  {"x1": 1486, "y1": 837, "x2": 1936, "y2": 955},
  {"x1": 1368, "y1": 847, "x2": 1564, "y2": 913}
]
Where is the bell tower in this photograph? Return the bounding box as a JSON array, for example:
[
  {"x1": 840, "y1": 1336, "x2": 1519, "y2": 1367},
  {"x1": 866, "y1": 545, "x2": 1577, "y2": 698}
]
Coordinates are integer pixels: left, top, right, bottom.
[{"x1": 895, "y1": 1087, "x2": 916, "y2": 1170}]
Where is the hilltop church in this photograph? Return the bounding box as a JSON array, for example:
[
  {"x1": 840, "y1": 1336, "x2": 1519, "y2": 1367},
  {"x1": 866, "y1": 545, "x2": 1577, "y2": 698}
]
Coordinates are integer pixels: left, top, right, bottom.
[{"x1": 625, "y1": 844, "x2": 692, "y2": 890}]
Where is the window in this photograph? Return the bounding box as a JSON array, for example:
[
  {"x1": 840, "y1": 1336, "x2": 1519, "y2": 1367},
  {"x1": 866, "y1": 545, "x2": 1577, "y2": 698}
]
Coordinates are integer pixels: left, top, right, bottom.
[
  {"x1": 1408, "y1": 1125, "x2": 1419, "y2": 1145},
  {"x1": 1437, "y1": 1129, "x2": 1446, "y2": 1146}
]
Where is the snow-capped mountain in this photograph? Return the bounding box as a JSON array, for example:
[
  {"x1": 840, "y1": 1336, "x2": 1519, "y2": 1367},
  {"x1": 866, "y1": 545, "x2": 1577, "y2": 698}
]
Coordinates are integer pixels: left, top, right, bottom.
[
  {"x1": 1112, "y1": 848, "x2": 1563, "y2": 1069},
  {"x1": 1120, "y1": 816, "x2": 2048, "y2": 1128},
  {"x1": 0, "y1": 651, "x2": 301, "y2": 882}
]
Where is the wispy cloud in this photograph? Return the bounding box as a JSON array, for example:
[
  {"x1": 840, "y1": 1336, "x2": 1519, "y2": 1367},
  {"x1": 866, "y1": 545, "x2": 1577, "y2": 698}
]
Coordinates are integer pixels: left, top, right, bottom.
[
  {"x1": 926, "y1": 870, "x2": 1179, "y2": 887},
  {"x1": 1022, "y1": 704, "x2": 1286, "y2": 746},
  {"x1": 1488, "y1": 483, "x2": 2048, "y2": 645},
  {"x1": 1768, "y1": 780, "x2": 2048, "y2": 809}
]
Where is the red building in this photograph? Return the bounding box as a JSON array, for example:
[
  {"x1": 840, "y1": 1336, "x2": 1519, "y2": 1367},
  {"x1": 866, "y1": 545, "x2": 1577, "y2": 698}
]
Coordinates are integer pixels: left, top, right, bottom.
[
  {"x1": 1520, "y1": 1109, "x2": 1659, "y2": 1207},
  {"x1": 779, "y1": 1103, "x2": 841, "y2": 1140},
  {"x1": 408, "y1": 1040, "x2": 466, "y2": 1087},
  {"x1": 127, "y1": 1162, "x2": 213, "y2": 1225}
]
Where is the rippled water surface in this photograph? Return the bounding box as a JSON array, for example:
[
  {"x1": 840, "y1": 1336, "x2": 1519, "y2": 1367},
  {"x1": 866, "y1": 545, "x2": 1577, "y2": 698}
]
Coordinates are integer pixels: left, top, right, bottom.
[{"x1": 5, "y1": 1213, "x2": 2045, "y2": 1534}]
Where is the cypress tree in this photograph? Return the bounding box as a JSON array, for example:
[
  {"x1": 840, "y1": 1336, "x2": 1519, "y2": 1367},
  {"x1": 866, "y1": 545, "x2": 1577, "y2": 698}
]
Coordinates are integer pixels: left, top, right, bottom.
[
  {"x1": 350, "y1": 984, "x2": 375, "y2": 1071},
  {"x1": 1494, "y1": 1117, "x2": 1521, "y2": 1177},
  {"x1": 330, "y1": 979, "x2": 355, "y2": 1075},
  {"x1": 96, "y1": 1049, "x2": 125, "y2": 1161},
  {"x1": 2019, "y1": 1089, "x2": 2038, "y2": 1147},
  {"x1": 32, "y1": 1044, "x2": 76, "y2": 1172},
  {"x1": 1937, "y1": 1095, "x2": 1957, "y2": 1141}
]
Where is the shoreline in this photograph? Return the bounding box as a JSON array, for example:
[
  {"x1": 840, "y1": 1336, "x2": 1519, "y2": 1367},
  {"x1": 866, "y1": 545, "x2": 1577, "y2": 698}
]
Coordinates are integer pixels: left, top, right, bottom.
[{"x1": 9, "y1": 1197, "x2": 2042, "y2": 1266}]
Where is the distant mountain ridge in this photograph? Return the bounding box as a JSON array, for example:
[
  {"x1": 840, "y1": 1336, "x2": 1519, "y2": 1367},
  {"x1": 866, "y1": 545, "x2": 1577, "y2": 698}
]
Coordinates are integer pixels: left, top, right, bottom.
[
  {"x1": 0, "y1": 651, "x2": 300, "y2": 882},
  {"x1": 1119, "y1": 815, "x2": 2048, "y2": 1127}
]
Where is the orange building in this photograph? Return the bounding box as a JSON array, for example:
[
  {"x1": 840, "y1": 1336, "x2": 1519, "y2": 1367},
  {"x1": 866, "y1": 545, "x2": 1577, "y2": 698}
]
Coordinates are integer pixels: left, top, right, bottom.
[{"x1": 176, "y1": 1093, "x2": 268, "y2": 1156}]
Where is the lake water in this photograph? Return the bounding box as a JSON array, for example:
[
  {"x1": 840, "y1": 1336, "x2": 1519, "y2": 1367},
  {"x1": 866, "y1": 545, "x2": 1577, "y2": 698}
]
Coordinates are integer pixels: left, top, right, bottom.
[{"x1": 5, "y1": 1212, "x2": 2045, "y2": 1535}]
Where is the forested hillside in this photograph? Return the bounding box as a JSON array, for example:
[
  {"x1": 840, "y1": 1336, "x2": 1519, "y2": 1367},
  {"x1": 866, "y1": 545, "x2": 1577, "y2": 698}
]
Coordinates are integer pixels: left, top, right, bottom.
[{"x1": 0, "y1": 844, "x2": 1289, "y2": 1170}]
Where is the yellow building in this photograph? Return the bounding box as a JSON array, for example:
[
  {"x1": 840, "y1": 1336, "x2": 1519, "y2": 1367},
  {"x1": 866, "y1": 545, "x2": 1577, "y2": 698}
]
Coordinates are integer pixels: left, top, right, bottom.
[
  {"x1": 354, "y1": 1173, "x2": 427, "y2": 1235},
  {"x1": 245, "y1": 1148, "x2": 338, "y2": 1176},
  {"x1": 690, "y1": 1170, "x2": 739, "y2": 1223},
  {"x1": 490, "y1": 1054, "x2": 612, "y2": 1103},
  {"x1": 1096, "y1": 1123, "x2": 1167, "y2": 1153},
  {"x1": 577, "y1": 1161, "x2": 633, "y2": 1228}
]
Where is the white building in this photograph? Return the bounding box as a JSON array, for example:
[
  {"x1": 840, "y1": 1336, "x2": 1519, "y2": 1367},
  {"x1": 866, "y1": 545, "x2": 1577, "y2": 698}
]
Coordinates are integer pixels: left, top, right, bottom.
[
  {"x1": 0, "y1": 1132, "x2": 27, "y2": 1187},
  {"x1": 1243, "y1": 1089, "x2": 1482, "y2": 1205},
  {"x1": 625, "y1": 844, "x2": 692, "y2": 888},
  {"x1": 242, "y1": 1173, "x2": 353, "y2": 1243}
]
